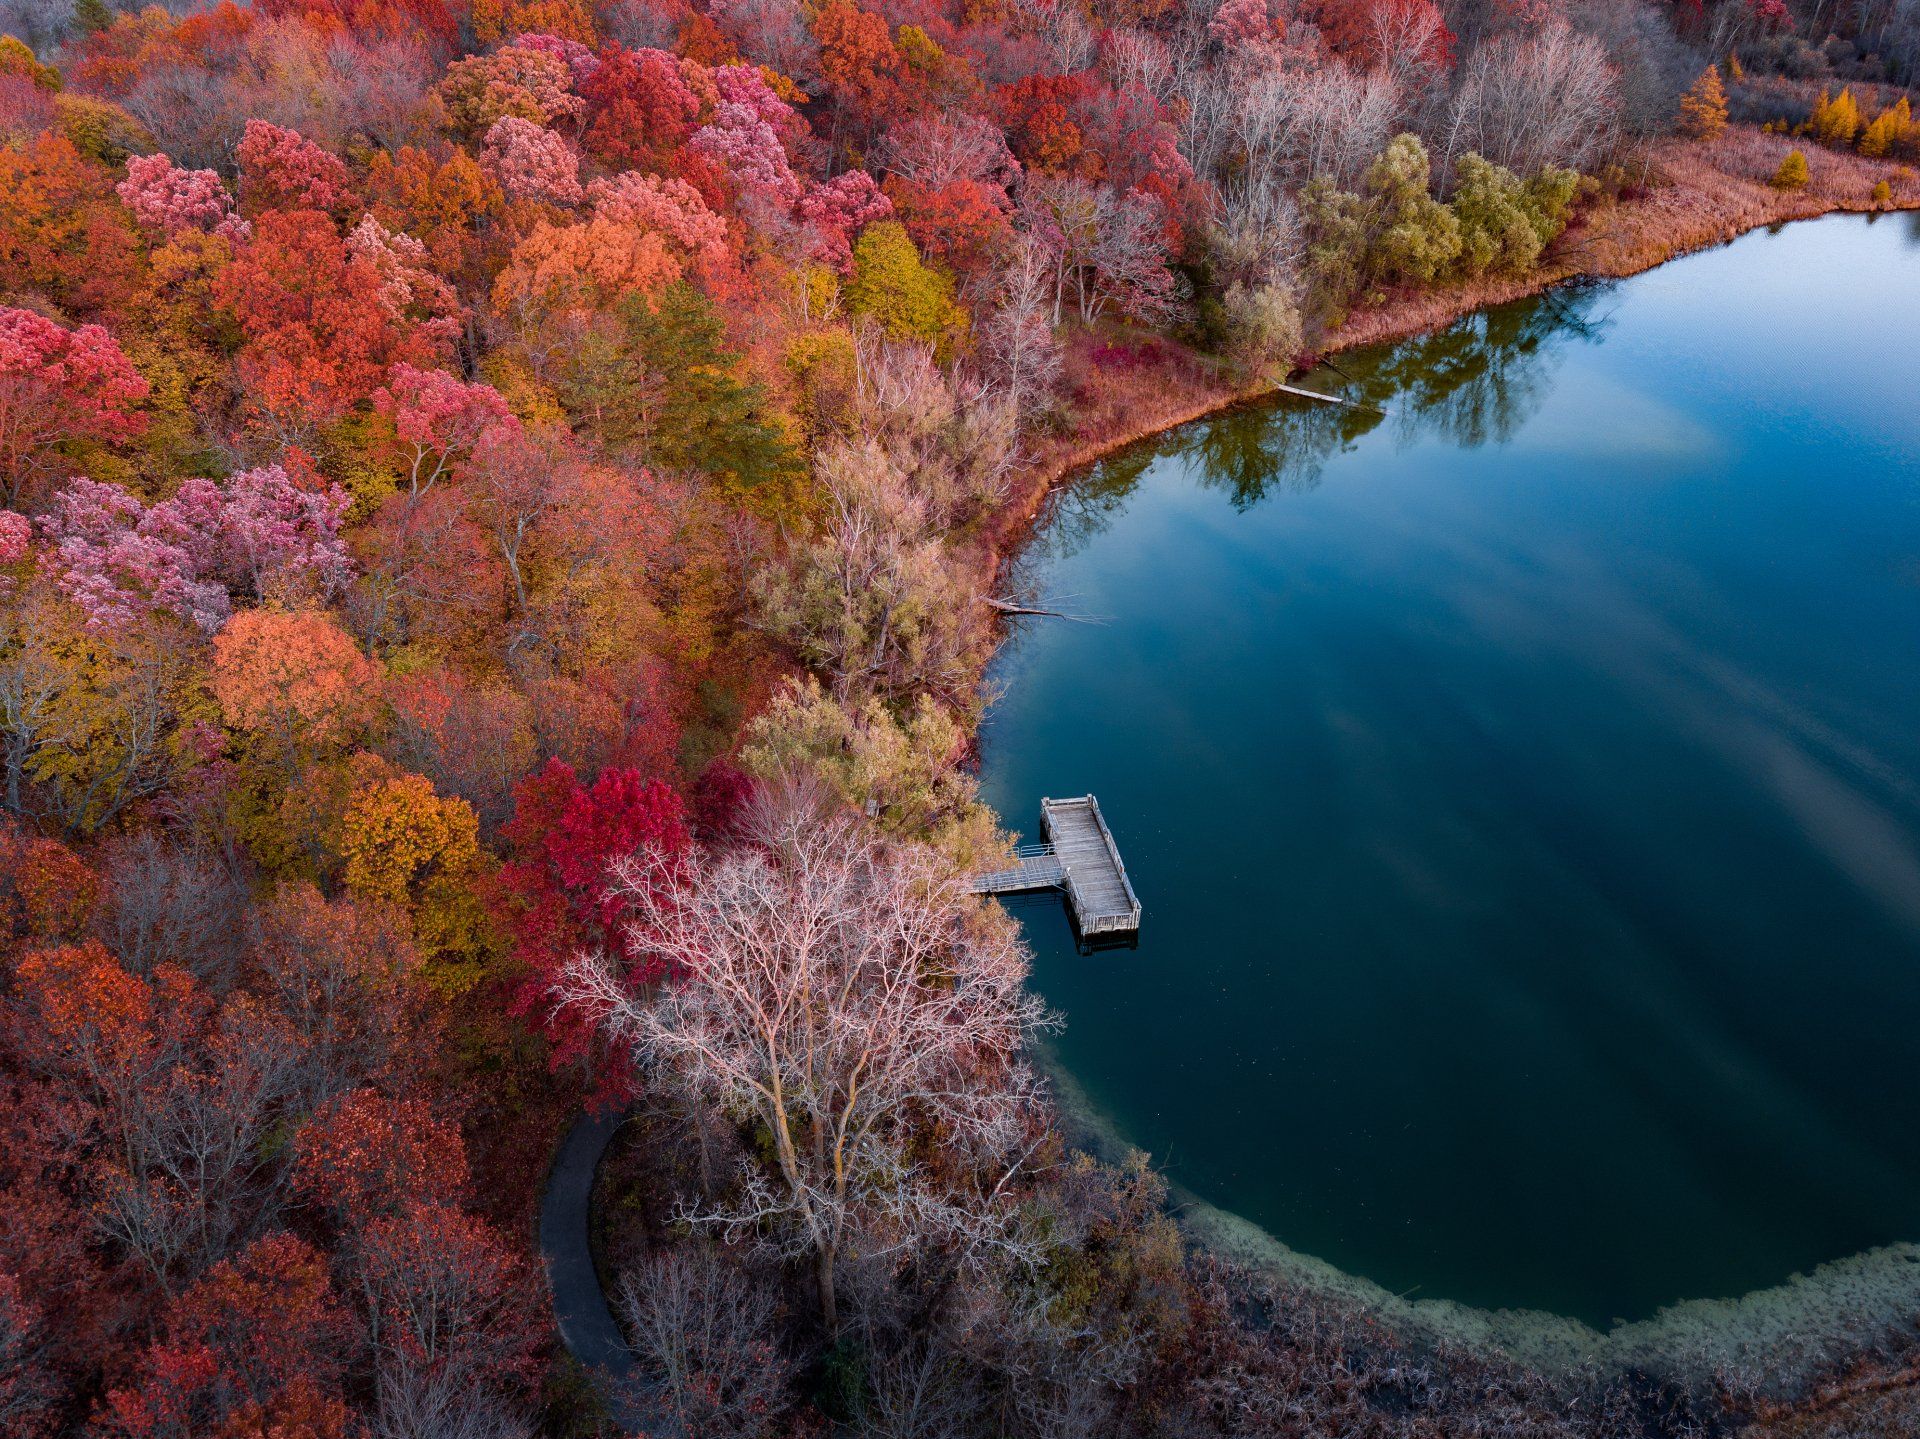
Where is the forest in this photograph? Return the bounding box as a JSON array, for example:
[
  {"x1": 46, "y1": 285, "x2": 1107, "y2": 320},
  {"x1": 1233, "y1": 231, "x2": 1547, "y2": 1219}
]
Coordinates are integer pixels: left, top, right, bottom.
[{"x1": 0, "y1": 0, "x2": 1917, "y2": 1431}]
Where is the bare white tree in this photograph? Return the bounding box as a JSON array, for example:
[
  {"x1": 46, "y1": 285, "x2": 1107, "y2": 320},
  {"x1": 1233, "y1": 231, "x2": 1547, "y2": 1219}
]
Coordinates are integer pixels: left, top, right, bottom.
[
  {"x1": 1441, "y1": 22, "x2": 1622, "y2": 179},
  {"x1": 982, "y1": 238, "x2": 1065, "y2": 425},
  {"x1": 556, "y1": 780, "x2": 1058, "y2": 1332}
]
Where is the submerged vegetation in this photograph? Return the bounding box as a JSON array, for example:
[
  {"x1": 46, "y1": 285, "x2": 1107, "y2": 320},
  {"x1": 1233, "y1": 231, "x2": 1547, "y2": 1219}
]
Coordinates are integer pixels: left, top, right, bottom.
[{"x1": 0, "y1": 0, "x2": 1915, "y2": 1431}]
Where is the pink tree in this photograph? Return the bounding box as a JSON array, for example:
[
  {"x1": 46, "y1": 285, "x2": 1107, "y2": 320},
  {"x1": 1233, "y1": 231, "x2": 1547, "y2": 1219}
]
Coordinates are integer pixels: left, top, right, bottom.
[
  {"x1": 480, "y1": 116, "x2": 585, "y2": 206},
  {"x1": 199, "y1": 465, "x2": 353, "y2": 602},
  {"x1": 37, "y1": 477, "x2": 227, "y2": 632},
  {"x1": 37, "y1": 468, "x2": 352, "y2": 631},
  {"x1": 691, "y1": 102, "x2": 802, "y2": 203},
  {"x1": 0, "y1": 308, "x2": 150, "y2": 511},
  {"x1": 344, "y1": 218, "x2": 460, "y2": 331},
  {"x1": 372, "y1": 364, "x2": 522, "y2": 499},
  {"x1": 116, "y1": 153, "x2": 250, "y2": 242},
  {"x1": 556, "y1": 779, "x2": 1056, "y2": 1331},
  {"x1": 797, "y1": 169, "x2": 892, "y2": 273},
  {"x1": 235, "y1": 120, "x2": 353, "y2": 216},
  {"x1": 586, "y1": 171, "x2": 732, "y2": 271},
  {"x1": 508, "y1": 30, "x2": 601, "y2": 87}
]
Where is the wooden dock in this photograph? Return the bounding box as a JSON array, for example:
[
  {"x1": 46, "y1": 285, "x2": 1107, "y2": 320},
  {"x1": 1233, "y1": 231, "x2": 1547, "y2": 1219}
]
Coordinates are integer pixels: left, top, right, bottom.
[{"x1": 969, "y1": 795, "x2": 1141, "y2": 941}]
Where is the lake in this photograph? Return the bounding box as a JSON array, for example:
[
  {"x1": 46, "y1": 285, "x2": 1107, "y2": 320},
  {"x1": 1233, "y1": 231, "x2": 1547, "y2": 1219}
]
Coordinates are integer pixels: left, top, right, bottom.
[{"x1": 980, "y1": 213, "x2": 1920, "y2": 1329}]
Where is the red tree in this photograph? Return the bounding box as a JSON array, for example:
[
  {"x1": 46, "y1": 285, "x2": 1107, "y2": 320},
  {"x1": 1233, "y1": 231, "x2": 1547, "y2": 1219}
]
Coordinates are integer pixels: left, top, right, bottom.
[
  {"x1": 355, "y1": 1201, "x2": 544, "y2": 1415},
  {"x1": 294, "y1": 1088, "x2": 469, "y2": 1227},
  {"x1": 215, "y1": 210, "x2": 430, "y2": 433},
  {"x1": 235, "y1": 120, "x2": 354, "y2": 218},
  {"x1": 0, "y1": 307, "x2": 149, "y2": 510},
  {"x1": 580, "y1": 44, "x2": 704, "y2": 170},
  {"x1": 97, "y1": 1233, "x2": 359, "y2": 1439},
  {"x1": 493, "y1": 758, "x2": 689, "y2": 1101}
]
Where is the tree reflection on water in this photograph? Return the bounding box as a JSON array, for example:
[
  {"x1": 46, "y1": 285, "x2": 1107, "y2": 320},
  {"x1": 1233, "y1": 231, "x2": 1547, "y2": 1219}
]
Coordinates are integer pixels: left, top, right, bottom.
[{"x1": 1039, "y1": 280, "x2": 1617, "y2": 560}]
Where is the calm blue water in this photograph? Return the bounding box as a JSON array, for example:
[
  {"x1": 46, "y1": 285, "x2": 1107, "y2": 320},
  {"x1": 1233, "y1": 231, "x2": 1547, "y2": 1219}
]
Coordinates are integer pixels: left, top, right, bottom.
[{"x1": 981, "y1": 214, "x2": 1920, "y2": 1326}]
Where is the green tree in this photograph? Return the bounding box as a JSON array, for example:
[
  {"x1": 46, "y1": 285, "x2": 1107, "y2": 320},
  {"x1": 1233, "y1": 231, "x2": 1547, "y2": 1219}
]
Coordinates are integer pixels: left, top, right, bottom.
[
  {"x1": 1301, "y1": 176, "x2": 1373, "y2": 320},
  {"x1": 1364, "y1": 134, "x2": 1460, "y2": 287},
  {"x1": 1452, "y1": 155, "x2": 1578, "y2": 278},
  {"x1": 557, "y1": 284, "x2": 803, "y2": 502},
  {"x1": 843, "y1": 221, "x2": 967, "y2": 348}
]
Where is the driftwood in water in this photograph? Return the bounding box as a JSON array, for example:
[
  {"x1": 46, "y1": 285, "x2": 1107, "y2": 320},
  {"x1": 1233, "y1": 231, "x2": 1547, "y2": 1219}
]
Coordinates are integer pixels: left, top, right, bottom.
[
  {"x1": 986, "y1": 596, "x2": 1101, "y2": 623},
  {"x1": 1274, "y1": 382, "x2": 1390, "y2": 415}
]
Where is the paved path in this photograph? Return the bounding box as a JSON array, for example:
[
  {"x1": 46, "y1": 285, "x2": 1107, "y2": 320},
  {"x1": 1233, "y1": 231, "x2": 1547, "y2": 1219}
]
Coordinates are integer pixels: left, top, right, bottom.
[{"x1": 539, "y1": 1110, "x2": 636, "y2": 1378}]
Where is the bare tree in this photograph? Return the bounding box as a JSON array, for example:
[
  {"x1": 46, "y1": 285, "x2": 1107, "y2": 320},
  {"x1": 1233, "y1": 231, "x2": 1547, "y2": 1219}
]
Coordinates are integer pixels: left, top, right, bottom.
[
  {"x1": 615, "y1": 1248, "x2": 795, "y2": 1439},
  {"x1": 557, "y1": 780, "x2": 1057, "y2": 1332},
  {"x1": 751, "y1": 460, "x2": 989, "y2": 708},
  {"x1": 97, "y1": 833, "x2": 250, "y2": 989},
  {"x1": 983, "y1": 238, "x2": 1066, "y2": 425},
  {"x1": 1441, "y1": 22, "x2": 1622, "y2": 178}
]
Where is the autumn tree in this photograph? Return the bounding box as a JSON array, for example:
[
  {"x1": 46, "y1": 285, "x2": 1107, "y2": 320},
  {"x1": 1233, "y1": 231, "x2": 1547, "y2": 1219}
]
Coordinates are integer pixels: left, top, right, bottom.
[
  {"x1": 1859, "y1": 98, "x2": 1915, "y2": 159},
  {"x1": 844, "y1": 220, "x2": 968, "y2": 345},
  {"x1": 557, "y1": 779, "x2": 1055, "y2": 1331},
  {"x1": 210, "y1": 607, "x2": 378, "y2": 759},
  {"x1": 492, "y1": 757, "x2": 688, "y2": 1098},
  {"x1": 337, "y1": 763, "x2": 488, "y2": 981},
  {"x1": 579, "y1": 43, "x2": 703, "y2": 169},
  {"x1": 1677, "y1": 65, "x2": 1728, "y2": 141},
  {"x1": 1807, "y1": 87, "x2": 1862, "y2": 148},
  {"x1": 355, "y1": 1200, "x2": 545, "y2": 1432},
  {"x1": 1771, "y1": 148, "x2": 1809, "y2": 189},
  {"x1": 215, "y1": 210, "x2": 429, "y2": 435},
  {"x1": 0, "y1": 307, "x2": 149, "y2": 510}
]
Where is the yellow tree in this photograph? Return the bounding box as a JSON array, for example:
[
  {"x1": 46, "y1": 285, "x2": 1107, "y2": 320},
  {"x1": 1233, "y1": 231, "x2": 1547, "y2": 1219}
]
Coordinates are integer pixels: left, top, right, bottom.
[
  {"x1": 1772, "y1": 149, "x2": 1810, "y2": 190},
  {"x1": 338, "y1": 766, "x2": 491, "y2": 987},
  {"x1": 1859, "y1": 98, "x2": 1914, "y2": 158},
  {"x1": 1807, "y1": 88, "x2": 1861, "y2": 147},
  {"x1": 1677, "y1": 67, "x2": 1729, "y2": 141}
]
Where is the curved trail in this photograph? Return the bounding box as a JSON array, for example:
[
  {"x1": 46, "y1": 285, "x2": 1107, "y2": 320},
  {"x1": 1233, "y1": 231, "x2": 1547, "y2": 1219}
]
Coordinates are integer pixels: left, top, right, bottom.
[{"x1": 538, "y1": 1110, "x2": 635, "y2": 1378}]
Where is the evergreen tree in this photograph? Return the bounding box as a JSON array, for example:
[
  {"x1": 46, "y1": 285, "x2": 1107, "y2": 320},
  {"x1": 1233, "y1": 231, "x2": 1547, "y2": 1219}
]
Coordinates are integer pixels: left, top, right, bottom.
[
  {"x1": 72, "y1": 0, "x2": 111, "y2": 37},
  {"x1": 1771, "y1": 149, "x2": 1810, "y2": 190},
  {"x1": 557, "y1": 285, "x2": 803, "y2": 501},
  {"x1": 1677, "y1": 67, "x2": 1729, "y2": 142}
]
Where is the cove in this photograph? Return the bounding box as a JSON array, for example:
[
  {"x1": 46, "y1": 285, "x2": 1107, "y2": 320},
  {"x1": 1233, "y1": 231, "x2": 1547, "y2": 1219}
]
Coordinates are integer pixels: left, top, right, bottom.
[{"x1": 980, "y1": 212, "x2": 1920, "y2": 1330}]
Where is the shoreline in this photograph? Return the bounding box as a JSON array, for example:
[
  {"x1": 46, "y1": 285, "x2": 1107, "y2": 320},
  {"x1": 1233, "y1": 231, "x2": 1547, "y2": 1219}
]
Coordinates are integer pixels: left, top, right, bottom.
[
  {"x1": 978, "y1": 130, "x2": 1920, "y2": 1389},
  {"x1": 1040, "y1": 1018, "x2": 1920, "y2": 1395},
  {"x1": 978, "y1": 126, "x2": 1920, "y2": 574}
]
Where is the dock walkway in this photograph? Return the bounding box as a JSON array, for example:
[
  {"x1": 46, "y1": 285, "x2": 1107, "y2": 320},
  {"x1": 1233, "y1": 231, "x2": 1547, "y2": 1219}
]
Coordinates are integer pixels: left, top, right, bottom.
[{"x1": 969, "y1": 795, "x2": 1141, "y2": 940}]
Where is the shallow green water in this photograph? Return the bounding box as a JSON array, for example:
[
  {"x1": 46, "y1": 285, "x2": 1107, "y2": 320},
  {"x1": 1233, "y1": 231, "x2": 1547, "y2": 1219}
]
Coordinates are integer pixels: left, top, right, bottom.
[{"x1": 981, "y1": 213, "x2": 1920, "y2": 1328}]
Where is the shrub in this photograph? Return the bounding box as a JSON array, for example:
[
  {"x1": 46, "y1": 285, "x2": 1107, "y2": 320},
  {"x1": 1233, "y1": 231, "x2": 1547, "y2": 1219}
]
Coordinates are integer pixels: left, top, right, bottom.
[{"x1": 1771, "y1": 149, "x2": 1810, "y2": 189}]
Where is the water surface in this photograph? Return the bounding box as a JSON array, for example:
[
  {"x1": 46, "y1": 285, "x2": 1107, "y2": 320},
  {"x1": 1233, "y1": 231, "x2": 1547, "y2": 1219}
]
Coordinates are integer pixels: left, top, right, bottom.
[{"x1": 981, "y1": 214, "x2": 1920, "y2": 1327}]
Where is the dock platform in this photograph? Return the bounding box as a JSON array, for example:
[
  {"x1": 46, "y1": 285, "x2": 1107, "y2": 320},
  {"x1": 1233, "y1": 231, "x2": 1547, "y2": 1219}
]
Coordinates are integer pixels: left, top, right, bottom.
[{"x1": 969, "y1": 795, "x2": 1140, "y2": 941}]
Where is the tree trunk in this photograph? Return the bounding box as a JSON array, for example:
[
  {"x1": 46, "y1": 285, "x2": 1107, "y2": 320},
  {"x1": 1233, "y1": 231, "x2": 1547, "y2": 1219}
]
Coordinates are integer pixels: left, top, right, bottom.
[{"x1": 817, "y1": 1242, "x2": 839, "y2": 1335}]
